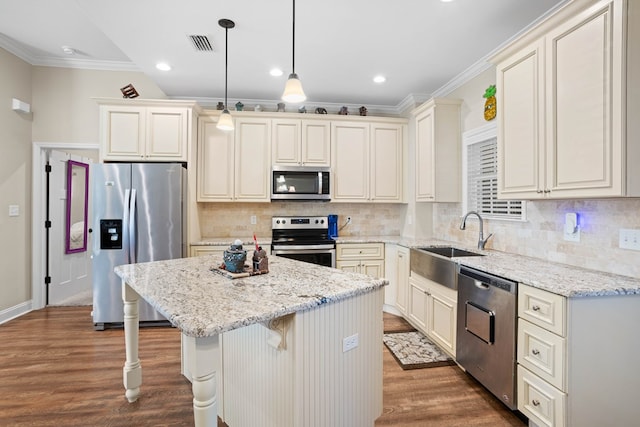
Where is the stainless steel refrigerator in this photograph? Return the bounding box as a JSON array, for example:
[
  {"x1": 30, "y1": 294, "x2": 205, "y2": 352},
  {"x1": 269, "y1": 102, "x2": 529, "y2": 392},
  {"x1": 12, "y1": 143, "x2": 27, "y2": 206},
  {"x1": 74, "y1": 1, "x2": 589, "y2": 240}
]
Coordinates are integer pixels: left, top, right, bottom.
[{"x1": 91, "y1": 163, "x2": 186, "y2": 330}]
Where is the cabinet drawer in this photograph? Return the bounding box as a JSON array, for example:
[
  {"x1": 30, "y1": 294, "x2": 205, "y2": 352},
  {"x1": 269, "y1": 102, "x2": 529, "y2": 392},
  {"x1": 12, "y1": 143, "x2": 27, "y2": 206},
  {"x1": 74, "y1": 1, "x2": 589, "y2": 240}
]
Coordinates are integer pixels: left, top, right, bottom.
[
  {"x1": 336, "y1": 243, "x2": 384, "y2": 260},
  {"x1": 518, "y1": 365, "x2": 566, "y2": 427},
  {"x1": 518, "y1": 319, "x2": 566, "y2": 391},
  {"x1": 518, "y1": 284, "x2": 566, "y2": 336},
  {"x1": 190, "y1": 246, "x2": 226, "y2": 257}
]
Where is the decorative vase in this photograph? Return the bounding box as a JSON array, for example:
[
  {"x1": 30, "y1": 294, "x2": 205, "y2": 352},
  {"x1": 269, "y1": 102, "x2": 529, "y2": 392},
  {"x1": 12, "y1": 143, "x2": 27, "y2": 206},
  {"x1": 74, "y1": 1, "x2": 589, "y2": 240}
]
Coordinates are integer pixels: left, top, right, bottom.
[{"x1": 223, "y1": 241, "x2": 247, "y2": 273}]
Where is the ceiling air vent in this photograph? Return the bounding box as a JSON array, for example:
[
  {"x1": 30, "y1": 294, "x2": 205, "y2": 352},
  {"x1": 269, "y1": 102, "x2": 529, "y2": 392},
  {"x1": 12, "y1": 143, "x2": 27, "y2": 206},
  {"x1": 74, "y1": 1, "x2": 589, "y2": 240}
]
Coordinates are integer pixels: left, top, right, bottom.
[{"x1": 188, "y1": 35, "x2": 214, "y2": 52}]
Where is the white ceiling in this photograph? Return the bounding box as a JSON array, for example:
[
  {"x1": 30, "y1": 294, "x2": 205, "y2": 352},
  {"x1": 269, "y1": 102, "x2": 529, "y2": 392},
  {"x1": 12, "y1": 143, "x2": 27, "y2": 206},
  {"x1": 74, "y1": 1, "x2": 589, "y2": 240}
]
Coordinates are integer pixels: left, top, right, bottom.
[{"x1": 0, "y1": 0, "x2": 566, "y2": 110}]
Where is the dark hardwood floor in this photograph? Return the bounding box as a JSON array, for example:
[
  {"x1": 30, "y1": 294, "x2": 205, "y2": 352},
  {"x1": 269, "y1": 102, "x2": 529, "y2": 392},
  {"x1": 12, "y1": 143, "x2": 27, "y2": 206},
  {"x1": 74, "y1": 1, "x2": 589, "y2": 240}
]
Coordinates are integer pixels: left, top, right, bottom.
[{"x1": 0, "y1": 307, "x2": 525, "y2": 426}]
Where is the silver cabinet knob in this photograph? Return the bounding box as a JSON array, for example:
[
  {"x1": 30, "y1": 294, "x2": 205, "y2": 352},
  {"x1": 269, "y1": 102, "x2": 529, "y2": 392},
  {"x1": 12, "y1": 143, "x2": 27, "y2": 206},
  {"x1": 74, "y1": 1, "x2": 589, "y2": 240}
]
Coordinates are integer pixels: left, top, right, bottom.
[
  {"x1": 532, "y1": 399, "x2": 540, "y2": 406},
  {"x1": 532, "y1": 305, "x2": 541, "y2": 311},
  {"x1": 532, "y1": 349, "x2": 540, "y2": 356}
]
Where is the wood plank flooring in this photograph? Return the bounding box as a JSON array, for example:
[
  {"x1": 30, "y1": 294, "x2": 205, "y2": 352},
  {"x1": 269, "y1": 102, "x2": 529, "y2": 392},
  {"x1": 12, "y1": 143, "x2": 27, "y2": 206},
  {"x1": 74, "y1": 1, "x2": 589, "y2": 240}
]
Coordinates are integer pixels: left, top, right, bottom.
[{"x1": 0, "y1": 307, "x2": 526, "y2": 426}]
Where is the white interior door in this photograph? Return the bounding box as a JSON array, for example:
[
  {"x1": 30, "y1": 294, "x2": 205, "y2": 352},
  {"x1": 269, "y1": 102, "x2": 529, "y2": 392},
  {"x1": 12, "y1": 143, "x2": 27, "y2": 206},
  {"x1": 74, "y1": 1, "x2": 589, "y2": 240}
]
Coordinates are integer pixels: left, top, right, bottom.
[{"x1": 48, "y1": 150, "x2": 92, "y2": 305}]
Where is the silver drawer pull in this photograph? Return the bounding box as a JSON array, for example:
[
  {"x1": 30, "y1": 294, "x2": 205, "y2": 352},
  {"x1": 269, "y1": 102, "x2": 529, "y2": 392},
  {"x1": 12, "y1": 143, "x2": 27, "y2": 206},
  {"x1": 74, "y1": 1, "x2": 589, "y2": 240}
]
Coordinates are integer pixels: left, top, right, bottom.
[
  {"x1": 532, "y1": 349, "x2": 540, "y2": 356},
  {"x1": 532, "y1": 305, "x2": 541, "y2": 311},
  {"x1": 532, "y1": 399, "x2": 540, "y2": 406}
]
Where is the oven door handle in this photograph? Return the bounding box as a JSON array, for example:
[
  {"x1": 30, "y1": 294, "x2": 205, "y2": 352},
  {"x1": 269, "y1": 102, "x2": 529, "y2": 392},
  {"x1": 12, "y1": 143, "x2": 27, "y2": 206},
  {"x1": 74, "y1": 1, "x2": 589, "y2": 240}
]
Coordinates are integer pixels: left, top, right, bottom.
[
  {"x1": 273, "y1": 244, "x2": 335, "y2": 251},
  {"x1": 273, "y1": 248, "x2": 335, "y2": 254}
]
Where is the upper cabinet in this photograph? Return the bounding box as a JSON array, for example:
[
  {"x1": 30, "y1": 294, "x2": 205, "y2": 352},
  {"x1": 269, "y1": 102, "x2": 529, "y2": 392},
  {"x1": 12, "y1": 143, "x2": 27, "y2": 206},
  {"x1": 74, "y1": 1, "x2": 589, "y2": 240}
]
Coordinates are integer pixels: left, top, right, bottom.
[
  {"x1": 494, "y1": 0, "x2": 640, "y2": 199},
  {"x1": 413, "y1": 98, "x2": 462, "y2": 202},
  {"x1": 272, "y1": 119, "x2": 330, "y2": 166},
  {"x1": 331, "y1": 119, "x2": 406, "y2": 203},
  {"x1": 197, "y1": 114, "x2": 271, "y2": 202},
  {"x1": 98, "y1": 99, "x2": 198, "y2": 162}
]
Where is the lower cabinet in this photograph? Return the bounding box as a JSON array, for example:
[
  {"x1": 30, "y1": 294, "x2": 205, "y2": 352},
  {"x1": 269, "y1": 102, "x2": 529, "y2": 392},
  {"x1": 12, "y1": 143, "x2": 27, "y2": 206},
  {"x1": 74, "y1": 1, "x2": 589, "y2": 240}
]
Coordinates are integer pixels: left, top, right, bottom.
[
  {"x1": 517, "y1": 283, "x2": 640, "y2": 426},
  {"x1": 407, "y1": 272, "x2": 457, "y2": 357},
  {"x1": 336, "y1": 243, "x2": 385, "y2": 278},
  {"x1": 190, "y1": 244, "x2": 271, "y2": 258},
  {"x1": 394, "y1": 246, "x2": 410, "y2": 315}
]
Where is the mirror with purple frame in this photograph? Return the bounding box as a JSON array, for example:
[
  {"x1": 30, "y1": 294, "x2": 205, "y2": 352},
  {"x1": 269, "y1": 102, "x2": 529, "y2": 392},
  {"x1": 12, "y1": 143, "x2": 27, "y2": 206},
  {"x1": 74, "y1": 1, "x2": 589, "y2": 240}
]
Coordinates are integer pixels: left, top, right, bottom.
[{"x1": 65, "y1": 160, "x2": 89, "y2": 254}]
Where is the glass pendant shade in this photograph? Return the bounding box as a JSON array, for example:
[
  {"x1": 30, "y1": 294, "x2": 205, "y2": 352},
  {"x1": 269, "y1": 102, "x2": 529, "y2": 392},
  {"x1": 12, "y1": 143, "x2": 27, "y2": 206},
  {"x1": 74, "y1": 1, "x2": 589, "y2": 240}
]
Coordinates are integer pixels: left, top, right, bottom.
[
  {"x1": 217, "y1": 109, "x2": 234, "y2": 131},
  {"x1": 282, "y1": 73, "x2": 307, "y2": 103}
]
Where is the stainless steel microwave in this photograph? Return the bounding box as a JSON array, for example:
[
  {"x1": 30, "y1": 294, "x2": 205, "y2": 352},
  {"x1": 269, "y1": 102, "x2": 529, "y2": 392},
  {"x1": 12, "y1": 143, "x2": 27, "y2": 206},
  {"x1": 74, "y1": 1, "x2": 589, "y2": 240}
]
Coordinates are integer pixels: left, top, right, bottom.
[{"x1": 271, "y1": 166, "x2": 331, "y2": 201}]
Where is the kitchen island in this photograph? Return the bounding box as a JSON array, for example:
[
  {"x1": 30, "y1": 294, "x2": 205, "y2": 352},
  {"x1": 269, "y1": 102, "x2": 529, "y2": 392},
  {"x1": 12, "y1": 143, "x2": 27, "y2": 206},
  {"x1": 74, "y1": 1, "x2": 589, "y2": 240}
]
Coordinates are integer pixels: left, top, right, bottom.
[{"x1": 115, "y1": 254, "x2": 387, "y2": 427}]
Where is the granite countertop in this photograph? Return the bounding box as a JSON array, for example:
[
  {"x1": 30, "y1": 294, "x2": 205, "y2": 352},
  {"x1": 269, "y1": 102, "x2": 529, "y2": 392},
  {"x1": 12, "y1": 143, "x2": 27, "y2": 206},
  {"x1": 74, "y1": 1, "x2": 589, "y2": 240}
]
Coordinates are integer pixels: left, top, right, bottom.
[
  {"x1": 115, "y1": 255, "x2": 387, "y2": 338},
  {"x1": 333, "y1": 235, "x2": 640, "y2": 298}
]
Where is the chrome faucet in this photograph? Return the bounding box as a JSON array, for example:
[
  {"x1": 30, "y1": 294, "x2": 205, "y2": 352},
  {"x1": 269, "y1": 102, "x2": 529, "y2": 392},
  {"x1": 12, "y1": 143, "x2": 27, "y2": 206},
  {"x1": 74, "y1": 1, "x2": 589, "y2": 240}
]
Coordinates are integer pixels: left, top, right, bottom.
[{"x1": 460, "y1": 211, "x2": 493, "y2": 250}]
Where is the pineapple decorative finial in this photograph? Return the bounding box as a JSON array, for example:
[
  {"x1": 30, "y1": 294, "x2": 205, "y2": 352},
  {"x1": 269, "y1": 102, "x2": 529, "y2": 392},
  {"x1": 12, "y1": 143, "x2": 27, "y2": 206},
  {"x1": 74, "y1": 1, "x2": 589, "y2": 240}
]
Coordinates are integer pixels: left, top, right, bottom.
[{"x1": 483, "y1": 84, "x2": 497, "y2": 121}]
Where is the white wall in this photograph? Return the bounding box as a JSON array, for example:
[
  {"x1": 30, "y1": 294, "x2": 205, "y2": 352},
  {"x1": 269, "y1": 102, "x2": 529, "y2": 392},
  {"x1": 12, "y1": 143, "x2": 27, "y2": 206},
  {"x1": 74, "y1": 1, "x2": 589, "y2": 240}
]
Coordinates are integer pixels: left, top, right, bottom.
[{"x1": 0, "y1": 48, "x2": 32, "y2": 311}]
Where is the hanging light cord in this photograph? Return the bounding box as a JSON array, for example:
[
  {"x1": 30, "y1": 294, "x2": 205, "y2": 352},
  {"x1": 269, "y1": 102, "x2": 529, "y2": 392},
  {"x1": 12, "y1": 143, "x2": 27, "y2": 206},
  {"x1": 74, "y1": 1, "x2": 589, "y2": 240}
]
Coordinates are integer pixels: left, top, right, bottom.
[
  {"x1": 224, "y1": 25, "x2": 229, "y2": 109},
  {"x1": 291, "y1": 0, "x2": 296, "y2": 74}
]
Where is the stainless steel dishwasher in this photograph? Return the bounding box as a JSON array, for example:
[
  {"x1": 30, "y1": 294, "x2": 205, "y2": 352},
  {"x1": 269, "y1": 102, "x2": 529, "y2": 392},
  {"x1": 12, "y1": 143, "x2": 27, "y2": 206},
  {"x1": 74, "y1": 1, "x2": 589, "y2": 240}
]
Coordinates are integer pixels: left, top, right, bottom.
[{"x1": 456, "y1": 265, "x2": 518, "y2": 410}]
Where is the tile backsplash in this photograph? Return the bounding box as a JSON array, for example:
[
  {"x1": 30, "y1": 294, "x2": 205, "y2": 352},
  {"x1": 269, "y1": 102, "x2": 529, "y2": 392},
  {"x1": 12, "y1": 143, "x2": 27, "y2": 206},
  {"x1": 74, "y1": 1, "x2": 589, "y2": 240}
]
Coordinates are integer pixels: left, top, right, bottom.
[
  {"x1": 433, "y1": 198, "x2": 640, "y2": 279},
  {"x1": 198, "y1": 202, "x2": 406, "y2": 240},
  {"x1": 198, "y1": 198, "x2": 640, "y2": 279}
]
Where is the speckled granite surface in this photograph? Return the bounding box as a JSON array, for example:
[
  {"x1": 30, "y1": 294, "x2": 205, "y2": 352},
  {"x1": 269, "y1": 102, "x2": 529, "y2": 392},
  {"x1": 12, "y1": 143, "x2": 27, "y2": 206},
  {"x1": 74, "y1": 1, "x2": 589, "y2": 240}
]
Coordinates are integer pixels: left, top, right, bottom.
[
  {"x1": 115, "y1": 255, "x2": 387, "y2": 338},
  {"x1": 193, "y1": 236, "x2": 640, "y2": 298},
  {"x1": 334, "y1": 236, "x2": 640, "y2": 298}
]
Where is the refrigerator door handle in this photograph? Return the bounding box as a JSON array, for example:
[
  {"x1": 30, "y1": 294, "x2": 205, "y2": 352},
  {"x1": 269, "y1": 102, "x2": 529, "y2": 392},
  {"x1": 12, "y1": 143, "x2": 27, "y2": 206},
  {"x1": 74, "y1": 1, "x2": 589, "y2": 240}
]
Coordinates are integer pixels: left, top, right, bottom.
[
  {"x1": 123, "y1": 189, "x2": 131, "y2": 264},
  {"x1": 129, "y1": 189, "x2": 137, "y2": 264}
]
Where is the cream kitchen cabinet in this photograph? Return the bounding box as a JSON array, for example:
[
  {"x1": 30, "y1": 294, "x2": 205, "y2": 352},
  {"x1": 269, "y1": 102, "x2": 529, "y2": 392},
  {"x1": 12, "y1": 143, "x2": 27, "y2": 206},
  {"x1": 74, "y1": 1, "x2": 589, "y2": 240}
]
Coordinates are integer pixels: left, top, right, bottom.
[
  {"x1": 494, "y1": 0, "x2": 640, "y2": 199},
  {"x1": 412, "y1": 98, "x2": 462, "y2": 202},
  {"x1": 407, "y1": 272, "x2": 457, "y2": 357},
  {"x1": 336, "y1": 243, "x2": 385, "y2": 278},
  {"x1": 272, "y1": 119, "x2": 330, "y2": 166},
  {"x1": 331, "y1": 120, "x2": 405, "y2": 203},
  {"x1": 98, "y1": 100, "x2": 196, "y2": 162},
  {"x1": 197, "y1": 115, "x2": 271, "y2": 202},
  {"x1": 190, "y1": 245, "x2": 226, "y2": 257},
  {"x1": 517, "y1": 283, "x2": 640, "y2": 426},
  {"x1": 394, "y1": 245, "x2": 410, "y2": 315}
]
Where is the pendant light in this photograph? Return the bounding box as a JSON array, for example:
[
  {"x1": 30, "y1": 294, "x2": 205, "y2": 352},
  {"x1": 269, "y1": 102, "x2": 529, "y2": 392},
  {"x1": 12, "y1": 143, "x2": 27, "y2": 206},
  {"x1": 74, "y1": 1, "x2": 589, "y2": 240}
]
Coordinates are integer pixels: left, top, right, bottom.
[
  {"x1": 281, "y1": 0, "x2": 306, "y2": 103},
  {"x1": 217, "y1": 19, "x2": 235, "y2": 131}
]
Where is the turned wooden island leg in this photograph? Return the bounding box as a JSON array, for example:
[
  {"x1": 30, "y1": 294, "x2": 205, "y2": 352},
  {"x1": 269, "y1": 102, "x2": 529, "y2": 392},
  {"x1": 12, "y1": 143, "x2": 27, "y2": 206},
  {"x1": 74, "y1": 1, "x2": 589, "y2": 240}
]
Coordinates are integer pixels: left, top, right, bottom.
[
  {"x1": 122, "y1": 281, "x2": 142, "y2": 403},
  {"x1": 186, "y1": 334, "x2": 220, "y2": 427}
]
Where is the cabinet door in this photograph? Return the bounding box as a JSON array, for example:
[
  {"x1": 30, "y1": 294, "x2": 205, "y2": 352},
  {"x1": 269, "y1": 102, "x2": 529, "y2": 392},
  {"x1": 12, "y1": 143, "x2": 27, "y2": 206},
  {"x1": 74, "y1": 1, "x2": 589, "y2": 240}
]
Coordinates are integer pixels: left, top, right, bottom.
[
  {"x1": 427, "y1": 286, "x2": 457, "y2": 356},
  {"x1": 301, "y1": 120, "x2": 331, "y2": 166},
  {"x1": 360, "y1": 259, "x2": 384, "y2": 278},
  {"x1": 336, "y1": 260, "x2": 361, "y2": 274},
  {"x1": 234, "y1": 118, "x2": 271, "y2": 201},
  {"x1": 331, "y1": 122, "x2": 369, "y2": 201},
  {"x1": 497, "y1": 40, "x2": 545, "y2": 199},
  {"x1": 197, "y1": 116, "x2": 234, "y2": 201},
  {"x1": 190, "y1": 246, "x2": 226, "y2": 257},
  {"x1": 371, "y1": 123, "x2": 404, "y2": 202},
  {"x1": 415, "y1": 108, "x2": 436, "y2": 201},
  {"x1": 272, "y1": 119, "x2": 301, "y2": 165},
  {"x1": 395, "y1": 247, "x2": 410, "y2": 314},
  {"x1": 408, "y1": 278, "x2": 428, "y2": 332},
  {"x1": 545, "y1": 1, "x2": 622, "y2": 197},
  {"x1": 145, "y1": 107, "x2": 189, "y2": 160},
  {"x1": 101, "y1": 105, "x2": 146, "y2": 160}
]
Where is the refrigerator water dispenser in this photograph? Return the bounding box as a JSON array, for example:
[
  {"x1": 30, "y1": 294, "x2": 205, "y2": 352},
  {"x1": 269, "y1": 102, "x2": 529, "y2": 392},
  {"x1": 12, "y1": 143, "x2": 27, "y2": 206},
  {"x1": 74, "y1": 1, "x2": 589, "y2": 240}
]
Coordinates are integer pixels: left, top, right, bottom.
[{"x1": 100, "y1": 219, "x2": 122, "y2": 249}]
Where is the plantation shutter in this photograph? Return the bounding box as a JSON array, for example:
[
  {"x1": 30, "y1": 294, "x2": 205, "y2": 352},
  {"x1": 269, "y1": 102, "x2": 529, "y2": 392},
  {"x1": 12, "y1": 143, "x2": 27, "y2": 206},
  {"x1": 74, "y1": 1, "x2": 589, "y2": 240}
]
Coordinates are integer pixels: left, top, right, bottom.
[{"x1": 467, "y1": 137, "x2": 523, "y2": 219}]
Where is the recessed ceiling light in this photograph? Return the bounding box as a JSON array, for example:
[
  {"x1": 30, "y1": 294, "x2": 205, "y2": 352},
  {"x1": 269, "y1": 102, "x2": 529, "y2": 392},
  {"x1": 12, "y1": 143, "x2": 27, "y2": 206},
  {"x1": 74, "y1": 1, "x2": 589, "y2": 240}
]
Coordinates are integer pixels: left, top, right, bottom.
[
  {"x1": 440, "y1": 0, "x2": 455, "y2": 2},
  {"x1": 61, "y1": 46, "x2": 76, "y2": 55},
  {"x1": 373, "y1": 75, "x2": 386, "y2": 84},
  {"x1": 270, "y1": 68, "x2": 284, "y2": 77},
  {"x1": 156, "y1": 62, "x2": 171, "y2": 71}
]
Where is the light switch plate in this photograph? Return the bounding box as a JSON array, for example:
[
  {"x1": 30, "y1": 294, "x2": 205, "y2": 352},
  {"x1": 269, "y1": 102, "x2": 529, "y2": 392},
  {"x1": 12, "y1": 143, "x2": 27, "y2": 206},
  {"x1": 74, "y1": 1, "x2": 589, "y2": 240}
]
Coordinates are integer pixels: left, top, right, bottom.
[
  {"x1": 9, "y1": 205, "x2": 19, "y2": 217},
  {"x1": 619, "y1": 229, "x2": 640, "y2": 251}
]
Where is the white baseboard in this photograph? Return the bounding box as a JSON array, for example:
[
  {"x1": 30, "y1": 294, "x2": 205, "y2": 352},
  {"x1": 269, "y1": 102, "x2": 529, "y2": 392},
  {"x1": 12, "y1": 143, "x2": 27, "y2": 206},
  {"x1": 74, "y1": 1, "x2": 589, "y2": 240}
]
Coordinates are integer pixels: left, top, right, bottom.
[
  {"x1": 0, "y1": 300, "x2": 32, "y2": 325},
  {"x1": 383, "y1": 304, "x2": 402, "y2": 316}
]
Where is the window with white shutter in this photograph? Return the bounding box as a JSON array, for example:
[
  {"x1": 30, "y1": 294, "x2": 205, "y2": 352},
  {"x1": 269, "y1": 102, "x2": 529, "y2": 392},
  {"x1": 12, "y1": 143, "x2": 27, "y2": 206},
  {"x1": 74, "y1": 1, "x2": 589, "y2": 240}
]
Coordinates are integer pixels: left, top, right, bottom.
[{"x1": 462, "y1": 124, "x2": 525, "y2": 221}]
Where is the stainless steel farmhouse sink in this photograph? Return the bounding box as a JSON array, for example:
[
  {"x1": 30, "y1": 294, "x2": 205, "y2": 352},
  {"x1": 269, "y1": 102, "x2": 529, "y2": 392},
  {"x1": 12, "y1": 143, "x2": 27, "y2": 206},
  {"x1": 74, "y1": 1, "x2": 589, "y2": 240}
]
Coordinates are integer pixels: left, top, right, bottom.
[
  {"x1": 410, "y1": 246, "x2": 484, "y2": 290},
  {"x1": 416, "y1": 246, "x2": 484, "y2": 259}
]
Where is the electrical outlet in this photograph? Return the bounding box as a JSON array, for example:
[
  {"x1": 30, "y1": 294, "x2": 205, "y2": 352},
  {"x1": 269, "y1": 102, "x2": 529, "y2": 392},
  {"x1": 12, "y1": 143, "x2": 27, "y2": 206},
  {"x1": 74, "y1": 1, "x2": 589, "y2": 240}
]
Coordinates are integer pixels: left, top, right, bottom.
[
  {"x1": 619, "y1": 229, "x2": 640, "y2": 251},
  {"x1": 8, "y1": 205, "x2": 19, "y2": 217},
  {"x1": 342, "y1": 333, "x2": 359, "y2": 353},
  {"x1": 250, "y1": 215, "x2": 257, "y2": 225}
]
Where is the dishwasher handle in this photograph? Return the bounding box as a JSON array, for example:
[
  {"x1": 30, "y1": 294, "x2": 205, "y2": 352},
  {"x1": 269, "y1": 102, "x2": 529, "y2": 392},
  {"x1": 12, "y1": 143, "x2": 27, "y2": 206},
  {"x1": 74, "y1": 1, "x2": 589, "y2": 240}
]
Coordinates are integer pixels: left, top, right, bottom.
[{"x1": 458, "y1": 265, "x2": 517, "y2": 294}]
